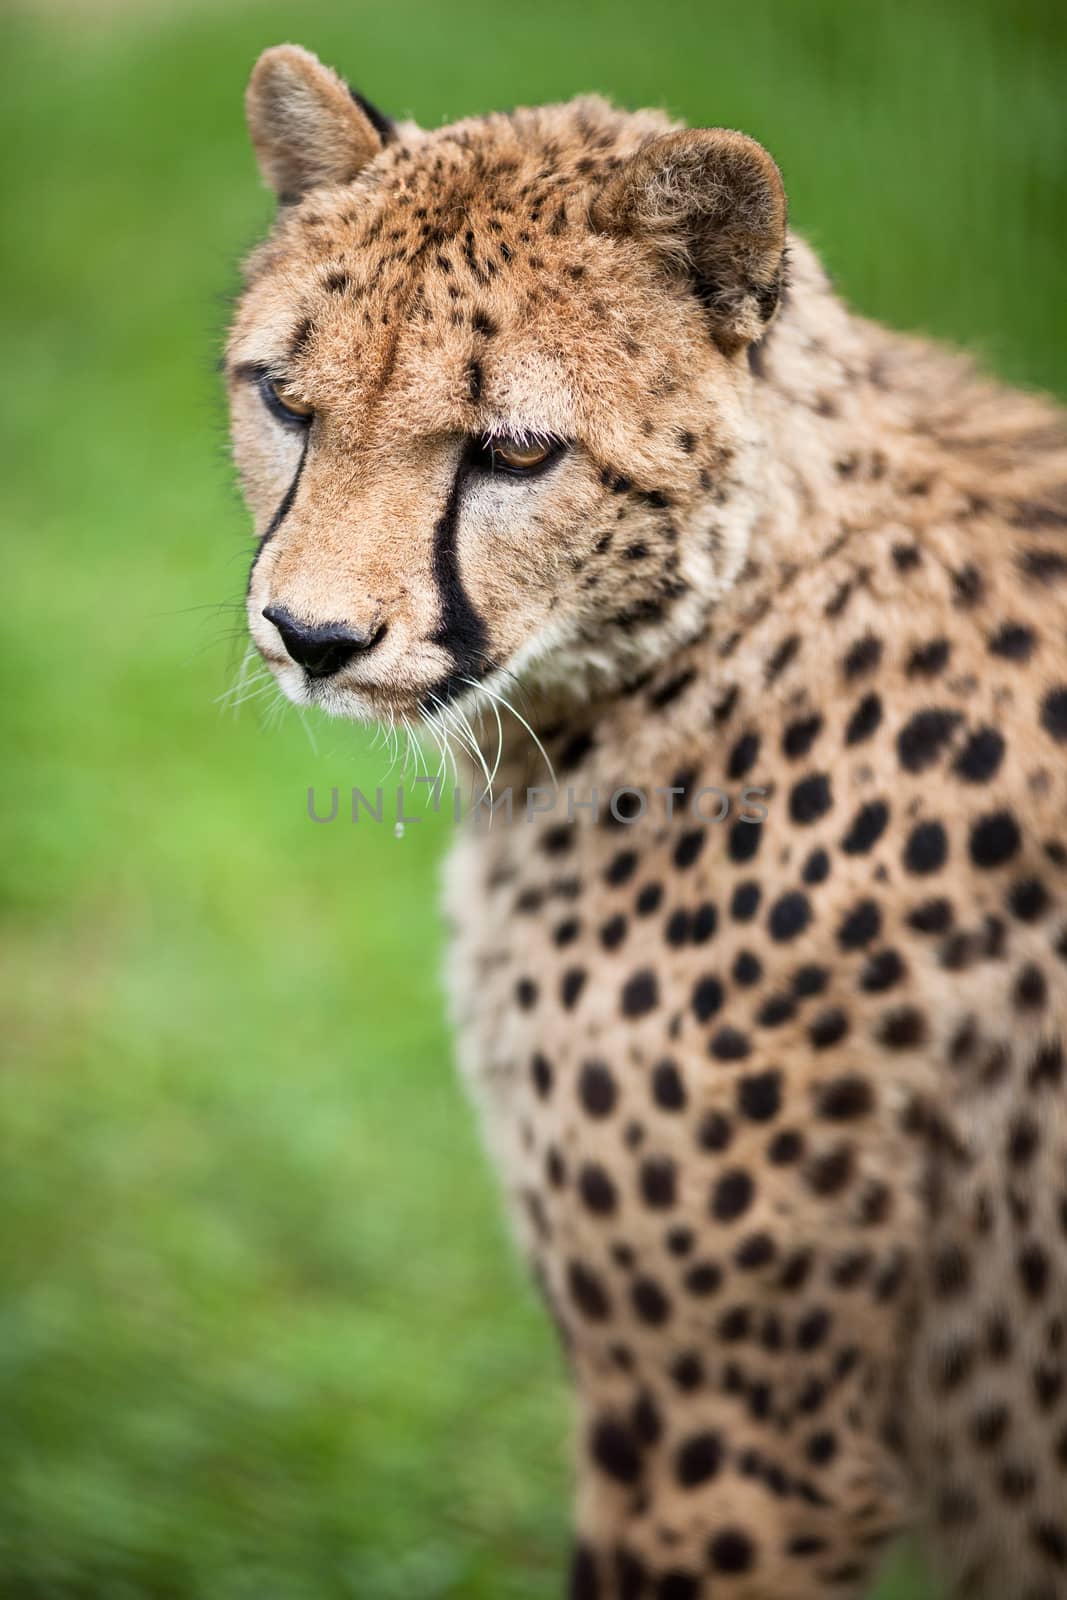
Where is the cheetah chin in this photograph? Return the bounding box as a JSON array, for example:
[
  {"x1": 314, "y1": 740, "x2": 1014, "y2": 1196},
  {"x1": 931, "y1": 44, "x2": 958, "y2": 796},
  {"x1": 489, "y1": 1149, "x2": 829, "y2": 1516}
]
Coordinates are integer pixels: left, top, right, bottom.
[{"x1": 227, "y1": 44, "x2": 1067, "y2": 1600}]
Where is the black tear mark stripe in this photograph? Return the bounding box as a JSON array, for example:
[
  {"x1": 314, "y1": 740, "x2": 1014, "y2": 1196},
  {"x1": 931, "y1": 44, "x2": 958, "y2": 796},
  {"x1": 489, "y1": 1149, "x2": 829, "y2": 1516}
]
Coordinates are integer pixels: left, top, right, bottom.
[
  {"x1": 426, "y1": 459, "x2": 489, "y2": 706},
  {"x1": 264, "y1": 432, "x2": 310, "y2": 543},
  {"x1": 246, "y1": 432, "x2": 310, "y2": 595}
]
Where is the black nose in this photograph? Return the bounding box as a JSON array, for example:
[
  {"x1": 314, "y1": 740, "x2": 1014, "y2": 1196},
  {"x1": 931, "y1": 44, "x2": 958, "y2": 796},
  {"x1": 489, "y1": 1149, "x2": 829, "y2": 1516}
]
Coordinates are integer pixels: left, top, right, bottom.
[{"x1": 262, "y1": 605, "x2": 385, "y2": 678}]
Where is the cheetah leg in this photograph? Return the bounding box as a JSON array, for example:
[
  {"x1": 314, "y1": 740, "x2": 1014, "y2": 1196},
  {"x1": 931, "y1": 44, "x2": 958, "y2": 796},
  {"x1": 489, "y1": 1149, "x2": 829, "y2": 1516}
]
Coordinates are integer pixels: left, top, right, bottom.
[
  {"x1": 565, "y1": 1370, "x2": 909, "y2": 1599},
  {"x1": 906, "y1": 1059, "x2": 1067, "y2": 1600}
]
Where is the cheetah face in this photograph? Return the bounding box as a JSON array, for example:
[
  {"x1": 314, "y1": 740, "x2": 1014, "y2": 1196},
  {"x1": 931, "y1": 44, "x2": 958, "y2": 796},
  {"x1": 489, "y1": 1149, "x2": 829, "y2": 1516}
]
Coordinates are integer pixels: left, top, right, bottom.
[{"x1": 228, "y1": 47, "x2": 786, "y2": 728}]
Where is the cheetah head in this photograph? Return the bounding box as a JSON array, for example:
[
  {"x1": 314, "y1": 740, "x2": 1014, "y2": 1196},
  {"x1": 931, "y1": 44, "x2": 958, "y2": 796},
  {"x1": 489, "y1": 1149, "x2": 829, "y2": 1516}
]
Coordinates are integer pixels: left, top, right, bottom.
[{"x1": 227, "y1": 46, "x2": 786, "y2": 729}]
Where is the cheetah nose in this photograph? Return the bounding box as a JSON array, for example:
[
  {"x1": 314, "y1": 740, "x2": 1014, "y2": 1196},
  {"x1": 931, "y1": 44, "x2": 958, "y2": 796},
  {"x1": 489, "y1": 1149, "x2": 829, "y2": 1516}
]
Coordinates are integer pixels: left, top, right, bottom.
[{"x1": 262, "y1": 605, "x2": 386, "y2": 679}]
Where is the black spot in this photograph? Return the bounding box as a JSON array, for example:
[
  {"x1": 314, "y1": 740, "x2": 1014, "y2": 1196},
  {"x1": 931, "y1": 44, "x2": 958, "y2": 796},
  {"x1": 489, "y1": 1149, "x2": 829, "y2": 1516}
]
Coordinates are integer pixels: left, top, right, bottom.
[
  {"x1": 670, "y1": 1352, "x2": 704, "y2": 1390},
  {"x1": 635, "y1": 882, "x2": 663, "y2": 916},
  {"x1": 733, "y1": 951, "x2": 762, "y2": 986},
  {"x1": 698, "y1": 1111, "x2": 732, "y2": 1152},
  {"x1": 579, "y1": 1164, "x2": 618, "y2": 1215},
  {"x1": 606, "y1": 850, "x2": 638, "y2": 886},
  {"x1": 802, "y1": 848, "x2": 830, "y2": 885},
  {"x1": 683, "y1": 1262, "x2": 721, "y2": 1296},
  {"x1": 651, "y1": 1060, "x2": 686, "y2": 1110},
  {"x1": 837, "y1": 899, "x2": 881, "y2": 948},
  {"x1": 1007, "y1": 1114, "x2": 1040, "y2": 1167},
  {"x1": 907, "y1": 638, "x2": 951, "y2": 677},
  {"x1": 952, "y1": 563, "x2": 984, "y2": 606},
  {"x1": 988, "y1": 622, "x2": 1035, "y2": 661},
  {"x1": 738, "y1": 1072, "x2": 781, "y2": 1122},
  {"x1": 908, "y1": 898, "x2": 953, "y2": 934},
  {"x1": 590, "y1": 1416, "x2": 640, "y2": 1482},
  {"x1": 650, "y1": 668, "x2": 697, "y2": 709},
  {"x1": 561, "y1": 968, "x2": 587, "y2": 1009},
  {"x1": 809, "y1": 1008, "x2": 849, "y2": 1049},
  {"x1": 568, "y1": 1543, "x2": 599, "y2": 1600},
  {"x1": 769, "y1": 891, "x2": 812, "y2": 942},
  {"x1": 728, "y1": 731, "x2": 760, "y2": 778},
  {"x1": 878, "y1": 1006, "x2": 928, "y2": 1050},
  {"x1": 710, "y1": 1025, "x2": 751, "y2": 1062},
  {"x1": 622, "y1": 970, "x2": 658, "y2": 1017},
  {"x1": 675, "y1": 1432, "x2": 722, "y2": 1488},
  {"x1": 727, "y1": 819, "x2": 762, "y2": 863},
  {"x1": 766, "y1": 634, "x2": 800, "y2": 681},
  {"x1": 674, "y1": 830, "x2": 706, "y2": 870},
  {"x1": 793, "y1": 963, "x2": 828, "y2": 997},
  {"x1": 631, "y1": 1276, "x2": 670, "y2": 1324},
  {"x1": 640, "y1": 1157, "x2": 677, "y2": 1209},
  {"x1": 841, "y1": 800, "x2": 889, "y2": 855},
  {"x1": 953, "y1": 726, "x2": 1005, "y2": 783},
  {"x1": 807, "y1": 1147, "x2": 853, "y2": 1197},
  {"x1": 1015, "y1": 963, "x2": 1048, "y2": 1010},
  {"x1": 1021, "y1": 547, "x2": 1067, "y2": 583},
  {"x1": 579, "y1": 1062, "x2": 617, "y2": 1117},
  {"x1": 531, "y1": 1052, "x2": 553, "y2": 1098},
  {"x1": 667, "y1": 1228, "x2": 695, "y2": 1259},
  {"x1": 569, "y1": 1261, "x2": 612, "y2": 1320},
  {"x1": 516, "y1": 977, "x2": 538, "y2": 1009},
  {"x1": 789, "y1": 773, "x2": 833, "y2": 825},
  {"x1": 817, "y1": 1075, "x2": 873, "y2": 1119},
  {"x1": 654, "y1": 1573, "x2": 699, "y2": 1600},
  {"x1": 1041, "y1": 687, "x2": 1067, "y2": 743},
  {"x1": 712, "y1": 1168, "x2": 755, "y2": 1222},
  {"x1": 732, "y1": 881, "x2": 762, "y2": 921},
  {"x1": 737, "y1": 1233, "x2": 776, "y2": 1273},
  {"x1": 1008, "y1": 877, "x2": 1051, "y2": 923},
  {"x1": 1019, "y1": 1243, "x2": 1050, "y2": 1299},
  {"x1": 692, "y1": 976, "x2": 724, "y2": 1022},
  {"x1": 707, "y1": 1528, "x2": 755, "y2": 1575},
  {"x1": 757, "y1": 993, "x2": 796, "y2": 1028},
  {"x1": 845, "y1": 692, "x2": 883, "y2": 745},
  {"x1": 806, "y1": 1430, "x2": 838, "y2": 1465},
  {"x1": 600, "y1": 914, "x2": 627, "y2": 950},
  {"x1": 860, "y1": 948, "x2": 905, "y2": 991},
  {"x1": 1032, "y1": 1521, "x2": 1067, "y2": 1567},
  {"x1": 843, "y1": 634, "x2": 883, "y2": 678},
  {"x1": 782, "y1": 713, "x2": 823, "y2": 761},
  {"x1": 970, "y1": 811, "x2": 1022, "y2": 870},
  {"x1": 904, "y1": 820, "x2": 948, "y2": 875},
  {"x1": 897, "y1": 709, "x2": 961, "y2": 773},
  {"x1": 768, "y1": 1129, "x2": 803, "y2": 1164},
  {"x1": 691, "y1": 902, "x2": 717, "y2": 943}
]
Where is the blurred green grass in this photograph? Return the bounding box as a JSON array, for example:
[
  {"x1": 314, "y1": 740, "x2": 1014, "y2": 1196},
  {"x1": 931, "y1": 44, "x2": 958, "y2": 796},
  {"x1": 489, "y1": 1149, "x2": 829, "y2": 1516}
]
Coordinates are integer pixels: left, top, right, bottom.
[{"x1": 1, "y1": 0, "x2": 1065, "y2": 1594}]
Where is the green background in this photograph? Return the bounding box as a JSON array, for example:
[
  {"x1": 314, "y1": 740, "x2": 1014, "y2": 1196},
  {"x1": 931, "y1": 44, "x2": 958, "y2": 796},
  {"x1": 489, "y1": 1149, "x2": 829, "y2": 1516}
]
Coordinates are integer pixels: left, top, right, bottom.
[{"x1": 2, "y1": 1, "x2": 1065, "y2": 1594}]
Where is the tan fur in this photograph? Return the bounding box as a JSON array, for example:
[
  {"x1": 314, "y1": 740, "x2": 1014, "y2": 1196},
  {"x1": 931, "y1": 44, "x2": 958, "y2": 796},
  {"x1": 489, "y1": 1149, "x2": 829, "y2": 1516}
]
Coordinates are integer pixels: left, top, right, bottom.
[{"x1": 229, "y1": 47, "x2": 1067, "y2": 1599}]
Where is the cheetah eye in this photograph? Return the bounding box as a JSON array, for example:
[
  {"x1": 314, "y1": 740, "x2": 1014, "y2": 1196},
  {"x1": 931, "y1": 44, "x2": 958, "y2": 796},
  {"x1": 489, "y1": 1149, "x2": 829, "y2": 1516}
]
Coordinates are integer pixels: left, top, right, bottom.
[
  {"x1": 472, "y1": 432, "x2": 565, "y2": 477},
  {"x1": 258, "y1": 372, "x2": 314, "y2": 427}
]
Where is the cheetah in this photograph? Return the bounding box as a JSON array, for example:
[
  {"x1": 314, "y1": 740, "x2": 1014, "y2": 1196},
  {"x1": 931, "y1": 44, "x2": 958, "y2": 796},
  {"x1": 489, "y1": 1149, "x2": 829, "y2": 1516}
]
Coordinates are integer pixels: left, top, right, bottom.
[{"x1": 227, "y1": 44, "x2": 1067, "y2": 1599}]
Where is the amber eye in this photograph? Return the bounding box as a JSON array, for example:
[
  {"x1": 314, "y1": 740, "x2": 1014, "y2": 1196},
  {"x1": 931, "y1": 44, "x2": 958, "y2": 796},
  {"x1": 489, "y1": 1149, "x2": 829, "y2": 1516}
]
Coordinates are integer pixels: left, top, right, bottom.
[
  {"x1": 475, "y1": 432, "x2": 564, "y2": 476},
  {"x1": 258, "y1": 372, "x2": 314, "y2": 426}
]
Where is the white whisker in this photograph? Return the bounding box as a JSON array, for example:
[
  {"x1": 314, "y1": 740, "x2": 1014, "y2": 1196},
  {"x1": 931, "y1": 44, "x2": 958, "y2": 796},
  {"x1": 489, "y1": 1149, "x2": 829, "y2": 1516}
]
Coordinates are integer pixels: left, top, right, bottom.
[{"x1": 462, "y1": 675, "x2": 557, "y2": 791}]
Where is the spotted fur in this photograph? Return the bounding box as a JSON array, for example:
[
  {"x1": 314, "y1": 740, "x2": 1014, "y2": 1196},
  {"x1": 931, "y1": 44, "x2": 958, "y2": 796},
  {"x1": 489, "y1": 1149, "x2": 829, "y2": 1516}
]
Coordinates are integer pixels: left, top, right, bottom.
[{"x1": 228, "y1": 46, "x2": 1067, "y2": 1600}]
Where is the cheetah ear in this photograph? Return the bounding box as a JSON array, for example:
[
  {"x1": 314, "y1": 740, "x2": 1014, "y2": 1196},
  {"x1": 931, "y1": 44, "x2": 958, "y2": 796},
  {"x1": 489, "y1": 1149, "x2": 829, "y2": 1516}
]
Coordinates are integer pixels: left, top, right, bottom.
[
  {"x1": 592, "y1": 129, "x2": 787, "y2": 352},
  {"x1": 246, "y1": 45, "x2": 392, "y2": 203}
]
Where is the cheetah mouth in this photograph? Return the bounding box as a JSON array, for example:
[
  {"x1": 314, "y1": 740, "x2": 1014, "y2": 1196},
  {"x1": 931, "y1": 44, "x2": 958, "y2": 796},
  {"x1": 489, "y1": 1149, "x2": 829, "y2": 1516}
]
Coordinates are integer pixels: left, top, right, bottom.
[{"x1": 264, "y1": 652, "x2": 482, "y2": 729}]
